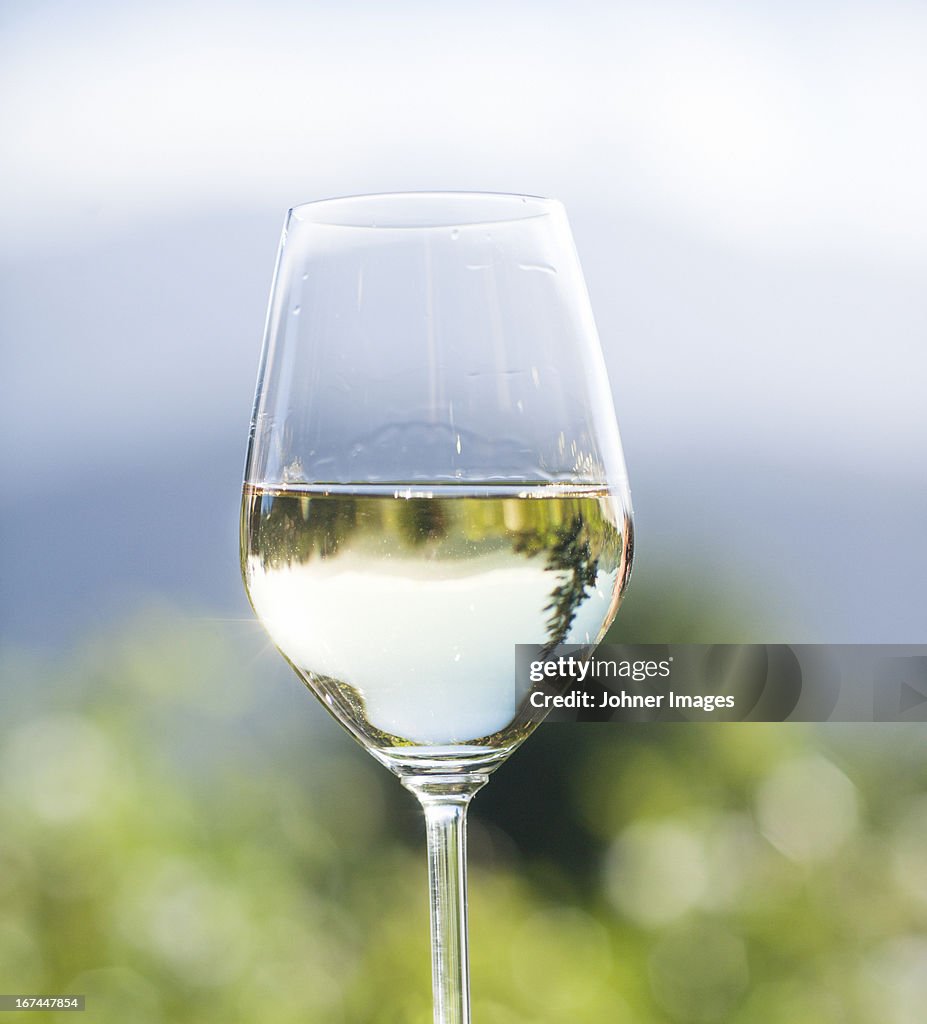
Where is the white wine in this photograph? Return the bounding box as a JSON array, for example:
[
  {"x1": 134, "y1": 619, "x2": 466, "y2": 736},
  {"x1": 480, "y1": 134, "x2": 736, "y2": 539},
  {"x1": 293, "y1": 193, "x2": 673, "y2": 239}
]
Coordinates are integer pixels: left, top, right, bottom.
[{"x1": 241, "y1": 484, "x2": 632, "y2": 770}]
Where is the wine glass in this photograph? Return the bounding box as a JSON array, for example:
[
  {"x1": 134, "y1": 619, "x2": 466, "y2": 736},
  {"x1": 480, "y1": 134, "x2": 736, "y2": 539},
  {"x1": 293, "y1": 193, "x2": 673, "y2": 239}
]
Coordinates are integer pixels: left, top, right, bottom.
[{"x1": 240, "y1": 192, "x2": 633, "y2": 1023}]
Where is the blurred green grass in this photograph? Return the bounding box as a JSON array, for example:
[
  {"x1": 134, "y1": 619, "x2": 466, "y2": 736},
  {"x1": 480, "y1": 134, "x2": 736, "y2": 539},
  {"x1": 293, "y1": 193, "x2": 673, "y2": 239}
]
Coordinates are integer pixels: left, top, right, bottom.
[{"x1": 1, "y1": 578, "x2": 926, "y2": 1023}]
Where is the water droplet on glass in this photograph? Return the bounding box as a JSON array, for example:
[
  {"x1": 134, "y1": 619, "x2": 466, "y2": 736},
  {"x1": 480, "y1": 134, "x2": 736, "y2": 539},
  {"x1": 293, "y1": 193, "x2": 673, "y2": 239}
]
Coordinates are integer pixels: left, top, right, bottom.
[
  {"x1": 293, "y1": 305, "x2": 301, "y2": 315},
  {"x1": 302, "y1": 271, "x2": 309, "y2": 280},
  {"x1": 518, "y1": 263, "x2": 557, "y2": 275},
  {"x1": 450, "y1": 228, "x2": 459, "y2": 240},
  {"x1": 455, "y1": 434, "x2": 462, "y2": 455}
]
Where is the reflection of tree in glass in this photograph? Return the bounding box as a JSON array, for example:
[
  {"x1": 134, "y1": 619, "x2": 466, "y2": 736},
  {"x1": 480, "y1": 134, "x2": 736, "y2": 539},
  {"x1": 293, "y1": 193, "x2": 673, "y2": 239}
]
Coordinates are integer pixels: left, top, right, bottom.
[
  {"x1": 248, "y1": 492, "x2": 360, "y2": 567},
  {"x1": 513, "y1": 514, "x2": 604, "y2": 651},
  {"x1": 305, "y1": 494, "x2": 359, "y2": 557},
  {"x1": 543, "y1": 518, "x2": 600, "y2": 649},
  {"x1": 246, "y1": 490, "x2": 623, "y2": 652},
  {"x1": 398, "y1": 499, "x2": 449, "y2": 547}
]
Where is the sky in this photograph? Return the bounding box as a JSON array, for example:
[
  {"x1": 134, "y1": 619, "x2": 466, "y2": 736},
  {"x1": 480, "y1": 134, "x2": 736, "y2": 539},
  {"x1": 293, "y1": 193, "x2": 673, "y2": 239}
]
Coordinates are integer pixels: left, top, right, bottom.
[
  {"x1": 3, "y1": 1, "x2": 927, "y2": 254},
  {"x1": 2, "y1": 0, "x2": 925, "y2": 644}
]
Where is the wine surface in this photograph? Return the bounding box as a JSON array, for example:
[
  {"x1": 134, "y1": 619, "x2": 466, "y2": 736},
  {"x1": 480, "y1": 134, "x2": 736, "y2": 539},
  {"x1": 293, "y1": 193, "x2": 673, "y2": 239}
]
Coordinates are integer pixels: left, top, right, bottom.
[{"x1": 241, "y1": 485, "x2": 632, "y2": 768}]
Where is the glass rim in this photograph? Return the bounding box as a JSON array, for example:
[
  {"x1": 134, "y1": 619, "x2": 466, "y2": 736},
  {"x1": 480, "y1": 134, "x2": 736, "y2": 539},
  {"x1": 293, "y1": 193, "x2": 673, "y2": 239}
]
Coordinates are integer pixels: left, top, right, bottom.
[{"x1": 287, "y1": 191, "x2": 562, "y2": 230}]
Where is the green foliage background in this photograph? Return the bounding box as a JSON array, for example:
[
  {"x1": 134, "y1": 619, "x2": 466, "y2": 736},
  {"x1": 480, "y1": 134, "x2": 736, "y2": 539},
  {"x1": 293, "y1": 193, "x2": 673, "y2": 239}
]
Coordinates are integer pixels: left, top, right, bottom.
[{"x1": 1, "y1": 575, "x2": 926, "y2": 1023}]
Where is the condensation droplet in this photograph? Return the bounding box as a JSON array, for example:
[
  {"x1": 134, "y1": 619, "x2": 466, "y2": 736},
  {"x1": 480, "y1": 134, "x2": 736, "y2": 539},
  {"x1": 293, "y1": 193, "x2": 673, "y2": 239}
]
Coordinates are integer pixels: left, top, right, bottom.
[
  {"x1": 293, "y1": 305, "x2": 301, "y2": 315},
  {"x1": 302, "y1": 271, "x2": 309, "y2": 280},
  {"x1": 450, "y1": 228, "x2": 459, "y2": 240}
]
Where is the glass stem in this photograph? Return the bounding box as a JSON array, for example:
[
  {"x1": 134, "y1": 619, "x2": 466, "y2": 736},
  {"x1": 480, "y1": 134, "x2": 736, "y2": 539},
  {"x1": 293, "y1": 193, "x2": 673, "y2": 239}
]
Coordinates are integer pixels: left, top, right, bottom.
[{"x1": 402, "y1": 774, "x2": 488, "y2": 1024}]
